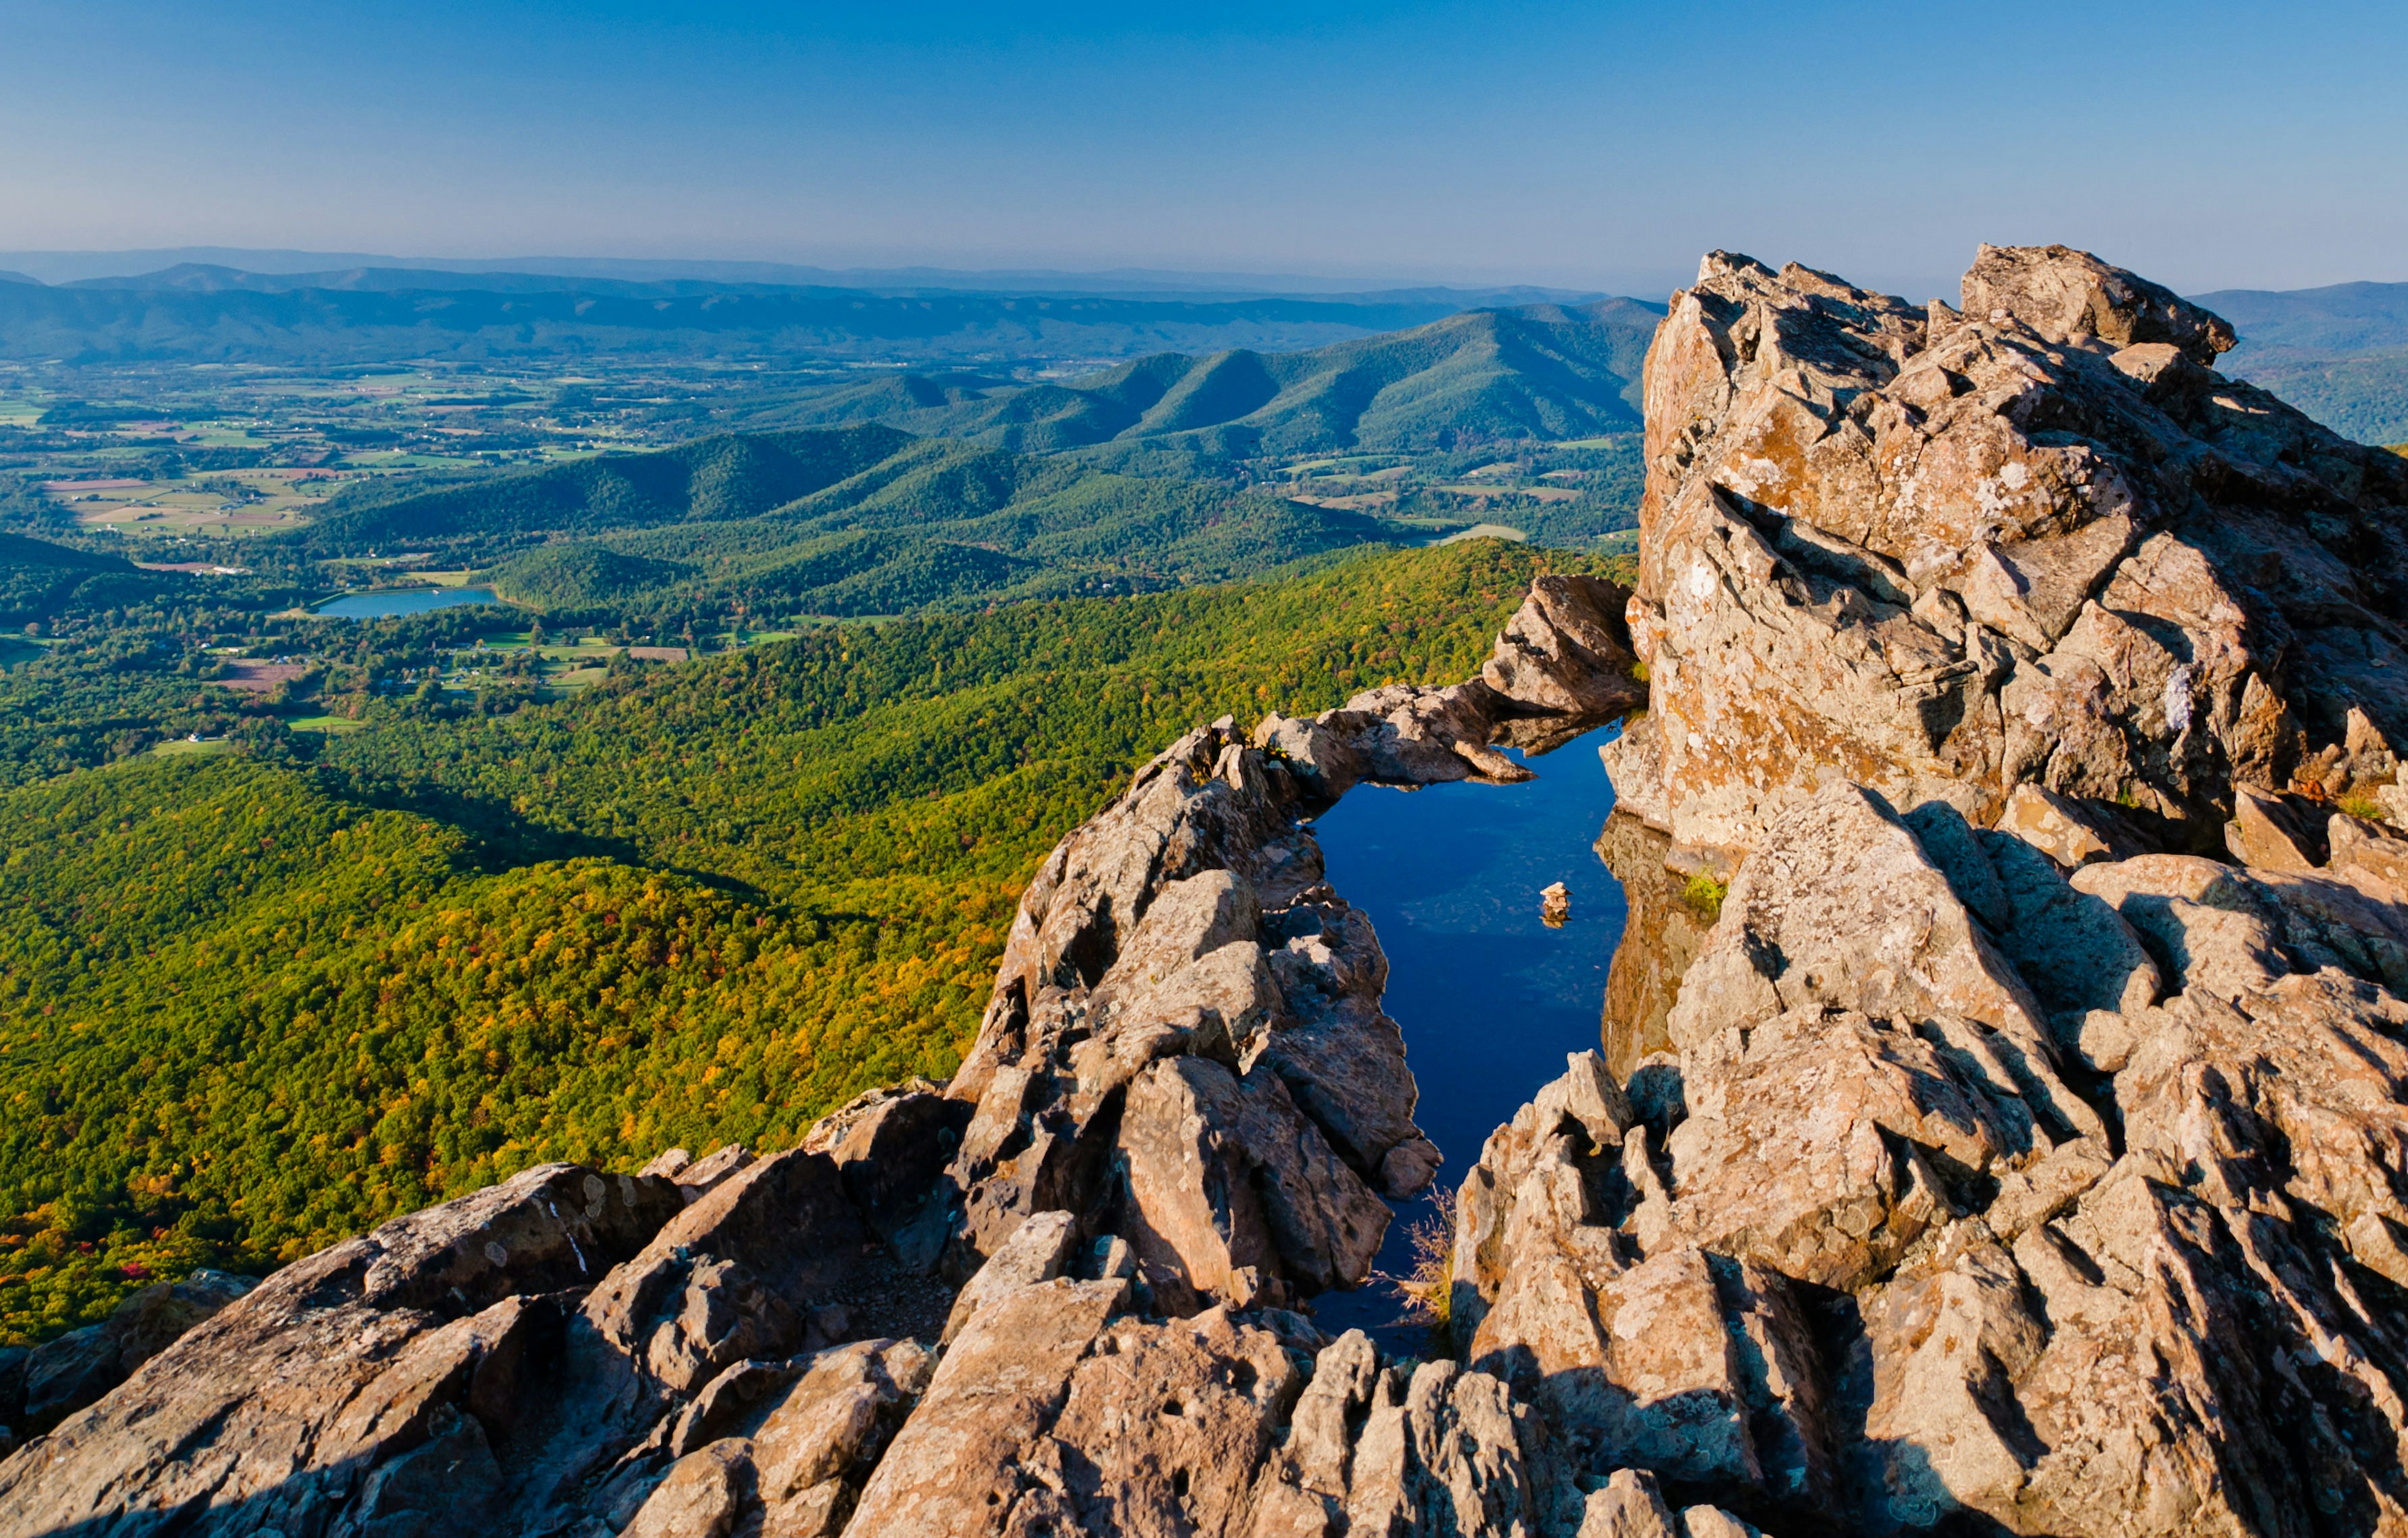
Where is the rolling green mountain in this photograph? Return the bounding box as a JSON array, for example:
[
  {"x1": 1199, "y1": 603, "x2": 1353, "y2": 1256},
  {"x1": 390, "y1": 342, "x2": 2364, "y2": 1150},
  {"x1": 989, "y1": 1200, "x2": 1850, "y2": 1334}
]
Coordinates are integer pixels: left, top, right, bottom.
[
  {"x1": 288, "y1": 426, "x2": 916, "y2": 559},
  {"x1": 296, "y1": 427, "x2": 1407, "y2": 620},
  {"x1": 768, "y1": 297, "x2": 1666, "y2": 457},
  {"x1": 2224, "y1": 354, "x2": 2408, "y2": 448},
  {"x1": 0, "y1": 532, "x2": 177, "y2": 627}
]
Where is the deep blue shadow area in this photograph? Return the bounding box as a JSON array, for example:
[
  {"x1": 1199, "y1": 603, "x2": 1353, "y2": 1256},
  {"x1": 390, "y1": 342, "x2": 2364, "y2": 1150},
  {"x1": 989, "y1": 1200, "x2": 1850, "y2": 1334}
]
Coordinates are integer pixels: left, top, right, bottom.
[{"x1": 1305, "y1": 721, "x2": 1624, "y2": 1355}]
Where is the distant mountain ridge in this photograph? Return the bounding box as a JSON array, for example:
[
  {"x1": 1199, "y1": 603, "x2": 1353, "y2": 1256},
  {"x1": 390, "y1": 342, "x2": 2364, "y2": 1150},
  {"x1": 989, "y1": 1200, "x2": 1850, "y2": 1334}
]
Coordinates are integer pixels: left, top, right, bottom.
[
  {"x1": 0, "y1": 270, "x2": 1575, "y2": 366},
  {"x1": 0, "y1": 246, "x2": 1637, "y2": 297},
  {"x1": 2197, "y1": 280, "x2": 2408, "y2": 444},
  {"x1": 46, "y1": 261, "x2": 1600, "y2": 311},
  {"x1": 287, "y1": 425, "x2": 1405, "y2": 619},
  {"x1": 779, "y1": 298, "x2": 1664, "y2": 456},
  {"x1": 2194, "y1": 280, "x2": 2408, "y2": 360}
]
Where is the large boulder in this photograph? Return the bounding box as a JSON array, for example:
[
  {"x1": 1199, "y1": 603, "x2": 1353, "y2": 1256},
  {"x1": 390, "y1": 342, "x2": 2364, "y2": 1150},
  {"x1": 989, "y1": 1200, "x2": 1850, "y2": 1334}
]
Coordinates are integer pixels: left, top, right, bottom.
[
  {"x1": 1611, "y1": 244, "x2": 2408, "y2": 856},
  {"x1": 1481, "y1": 573, "x2": 1649, "y2": 725}
]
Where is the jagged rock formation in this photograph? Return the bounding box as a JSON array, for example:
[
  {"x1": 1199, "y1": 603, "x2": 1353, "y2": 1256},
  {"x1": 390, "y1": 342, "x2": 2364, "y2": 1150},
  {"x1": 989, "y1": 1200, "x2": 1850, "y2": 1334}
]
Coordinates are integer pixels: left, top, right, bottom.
[
  {"x1": 921, "y1": 571, "x2": 1643, "y2": 1315},
  {"x1": 10, "y1": 246, "x2": 2408, "y2": 1538},
  {"x1": 1534, "y1": 244, "x2": 2408, "y2": 1535},
  {"x1": 1480, "y1": 776, "x2": 2408, "y2": 1533},
  {"x1": 1605, "y1": 241, "x2": 2408, "y2": 858}
]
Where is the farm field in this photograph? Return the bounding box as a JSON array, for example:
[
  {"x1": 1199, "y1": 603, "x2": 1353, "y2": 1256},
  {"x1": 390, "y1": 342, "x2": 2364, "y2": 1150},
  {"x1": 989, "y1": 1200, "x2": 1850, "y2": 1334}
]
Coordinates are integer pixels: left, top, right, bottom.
[{"x1": 56, "y1": 466, "x2": 351, "y2": 540}]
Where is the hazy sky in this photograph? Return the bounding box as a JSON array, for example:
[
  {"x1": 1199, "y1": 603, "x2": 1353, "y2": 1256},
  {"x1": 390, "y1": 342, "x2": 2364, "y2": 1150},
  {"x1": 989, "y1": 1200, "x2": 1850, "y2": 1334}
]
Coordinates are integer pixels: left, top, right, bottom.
[{"x1": 4, "y1": 0, "x2": 2402, "y2": 296}]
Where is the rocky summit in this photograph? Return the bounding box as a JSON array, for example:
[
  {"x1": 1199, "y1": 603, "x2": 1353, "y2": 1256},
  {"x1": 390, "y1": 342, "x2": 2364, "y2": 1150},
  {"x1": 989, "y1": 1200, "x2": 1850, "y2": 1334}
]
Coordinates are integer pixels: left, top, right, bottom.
[{"x1": 8, "y1": 245, "x2": 2408, "y2": 1538}]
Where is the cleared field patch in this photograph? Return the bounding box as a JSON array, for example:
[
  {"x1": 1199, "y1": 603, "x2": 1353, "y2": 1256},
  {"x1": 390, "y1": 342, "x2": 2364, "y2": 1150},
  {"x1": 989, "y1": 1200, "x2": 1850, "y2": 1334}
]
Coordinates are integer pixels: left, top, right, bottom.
[
  {"x1": 1289, "y1": 489, "x2": 1400, "y2": 510},
  {"x1": 149, "y1": 738, "x2": 231, "y2": 759},
  {"x1": 1433, "y1": 483, "x2": 1582, "y2": 503},
  {"x1": 1550, "y1": 435, "x2": 1642, "y2": 450},
  {"x1": 216, "y1": 660, "x2": 309, "y2": 693},
  {"x1": 55, "y1": 467, "x2": 350, "y2": 539},
  {"x1": 1432, "y1": 522, "x2": 1530, "y2": 545},
  {"x1": 287, "y1": 715, "x2": 369, "y2": 735}
]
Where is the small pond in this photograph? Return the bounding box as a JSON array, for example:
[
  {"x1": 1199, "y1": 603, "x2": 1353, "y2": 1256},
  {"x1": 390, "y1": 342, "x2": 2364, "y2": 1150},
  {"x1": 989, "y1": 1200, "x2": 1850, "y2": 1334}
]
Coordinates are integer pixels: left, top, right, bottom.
[
  {"x1": 314, "y1": 587, "x2": 502, "y2": 619},
  {"x1": 1306, "y1": 720, "x2": 1626, "y2": 1354}
]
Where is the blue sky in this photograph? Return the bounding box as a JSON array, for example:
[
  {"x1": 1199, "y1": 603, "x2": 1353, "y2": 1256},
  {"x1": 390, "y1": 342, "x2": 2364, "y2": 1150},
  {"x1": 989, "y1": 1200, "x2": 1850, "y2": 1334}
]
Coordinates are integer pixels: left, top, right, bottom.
[{"x1": 3, "y1": 0, "x2": 2402, "y2": 295}]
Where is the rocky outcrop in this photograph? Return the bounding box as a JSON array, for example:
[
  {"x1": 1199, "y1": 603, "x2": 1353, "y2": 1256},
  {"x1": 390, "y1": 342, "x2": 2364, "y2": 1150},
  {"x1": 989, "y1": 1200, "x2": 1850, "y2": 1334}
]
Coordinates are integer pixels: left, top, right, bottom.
[
  {"x1": 934, "y1": 574, "x2": 1643, "y2": 1314},
  {"x1": 0, "y1": 1162, "x2": 684, "y2": 1535},
  {"x1": 1507, "y1": 243, "x2": 2408, "y2": 1535},
  {"x1": 1607, "y1": 242, "x2": 2408, "y2": 860},
  {"x1": 1465, "y1": 777, "x2": 2408, "y2": 1534}
]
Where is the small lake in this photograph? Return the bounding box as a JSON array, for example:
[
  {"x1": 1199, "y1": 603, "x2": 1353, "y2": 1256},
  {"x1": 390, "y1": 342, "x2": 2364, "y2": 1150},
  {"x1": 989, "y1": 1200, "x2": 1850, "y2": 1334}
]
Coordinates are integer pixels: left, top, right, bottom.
[
  {"x1": 1306, "y1": 720, "x2": 1625, "y2": 1353},
  {"x1": 314, "y1": 587, "x2": 502, "y2": 619}
]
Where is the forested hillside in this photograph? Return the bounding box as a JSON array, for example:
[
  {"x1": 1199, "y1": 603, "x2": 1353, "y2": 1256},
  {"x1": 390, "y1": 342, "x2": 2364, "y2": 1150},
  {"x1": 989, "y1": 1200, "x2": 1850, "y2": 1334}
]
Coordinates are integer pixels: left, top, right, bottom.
[
  {"x1": 291, "y1": 426, "x2": 1409, "y2": 623},
  {"x1": 288, "y1": 425, "x2": 916, "y2": 561},
  {"x1": 0, "y1": 533, "x2": 174, "y2": 627},
  {"x1": 0, "y1": 541, "x2": 1619, "y2": 1345},
  {"x1": 766, "y1": 298, "x2": 1664, "y2": 457}
]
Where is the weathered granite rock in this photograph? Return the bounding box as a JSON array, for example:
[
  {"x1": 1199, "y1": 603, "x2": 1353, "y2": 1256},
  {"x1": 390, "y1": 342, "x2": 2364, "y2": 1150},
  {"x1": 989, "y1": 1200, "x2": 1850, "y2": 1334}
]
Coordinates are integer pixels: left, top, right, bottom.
[
  {"x1": 2331, "y1": 809, "x2": 2408, "y2": 890},
  {"x1": 0, "y1": 1269, "x2": 254, "y2": 1436},
  {"x1": 799, "y1": 1083, "x2": 972, "y2": 1263},
  {"x1": 1465, "y1": 736, "x2": 2408, "y2": 1534},
  {"x1": 939, "y1": 717, "x2": 1456, "y2": 1312},
  {"x1": 1610, "y1": 243, "x2": 2408, "y2": 856},
  {"x1": 621, "y1": 1436, "x2": 754, "y2": 1538},
  {"x1": 1469, "y1": 672, "x2": 2408, "y2": 1532},
  {"x1": 750, "y1": 1339, "x2": 932, "y2": 1534},
  {"x1": 1009, "y1": 1304, "x2": 1309, "y2": 1535},
  {"x1": 1116, "y1": 1055, "x2": 1388, "y2": 1312},
  {"x1": 1482, "y1": 574, "x2": 1649, "y2": 723},
  {"x1": 0, "y1": 1163, "x2": 682, "y2": 1537},
  {"x1": 941, "y1": 1209, "x2": 1079, "y2": 1345},
  {"x1": 2227, "y1": 783, "x2": 2328, "y2": 871},
  {"x1": 1663, "y1": 783, "x2": 2110, "y2": 1149},
  {"x1": 675, "y1": 1142, "x2": 756, "y2": 1201}
]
